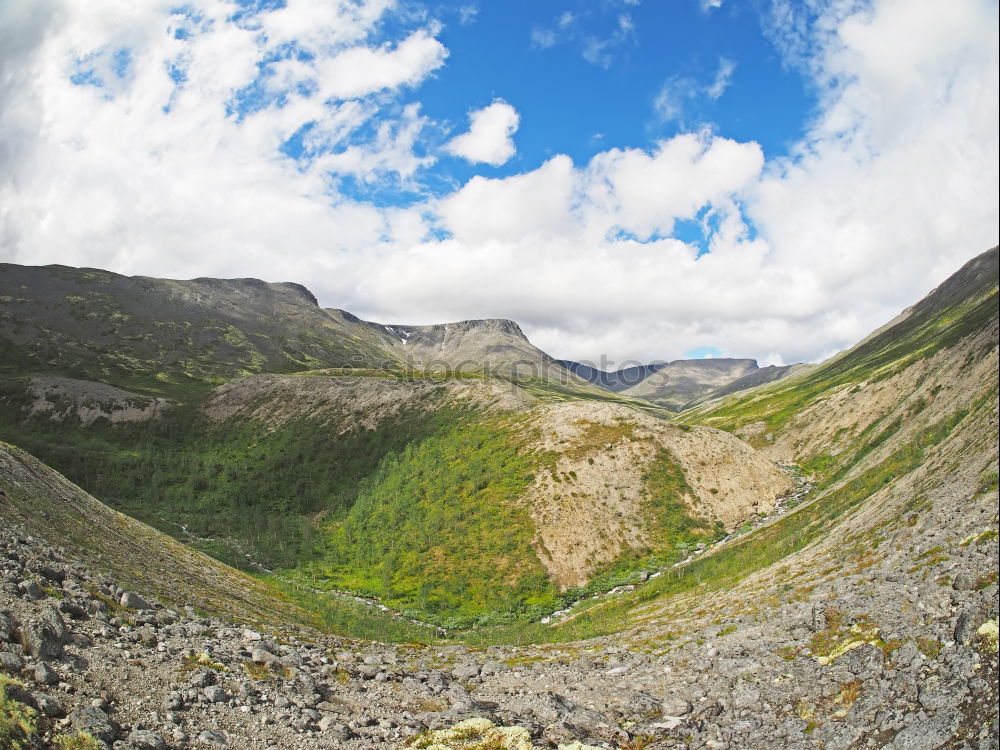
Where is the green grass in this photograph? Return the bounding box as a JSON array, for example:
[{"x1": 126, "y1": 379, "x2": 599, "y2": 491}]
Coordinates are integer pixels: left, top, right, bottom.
[
  {"x1": 680, "y1": 281, "x2": 997, "y2": 449},
  {"x1": 0, "y1": 675, "x2": 38, "y2": 750},
  {"x1": 459, "y1": 406, "x2": 974, "y2": 645}
]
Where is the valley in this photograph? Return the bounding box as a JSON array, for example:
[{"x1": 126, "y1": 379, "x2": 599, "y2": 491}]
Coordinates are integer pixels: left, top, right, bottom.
[{"x1": 0, "y1": 247, "x2": 997, "y2": 749}]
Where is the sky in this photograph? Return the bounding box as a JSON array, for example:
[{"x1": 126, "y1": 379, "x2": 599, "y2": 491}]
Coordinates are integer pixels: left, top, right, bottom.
[{"x1": 0, "y1": 0, "x2": 997, "y2": 369}]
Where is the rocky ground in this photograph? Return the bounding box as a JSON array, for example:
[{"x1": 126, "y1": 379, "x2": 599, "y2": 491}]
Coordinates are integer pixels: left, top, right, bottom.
[{"x1": 2, "y1": 471, "x2": 997, "y2": 750}]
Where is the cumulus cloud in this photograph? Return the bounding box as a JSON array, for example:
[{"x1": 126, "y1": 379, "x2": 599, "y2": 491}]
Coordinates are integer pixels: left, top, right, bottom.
[
  {"x1": 0, "y1": 0, "x2": 996, "y2": 368},
  {"x1": 445, "y1": 100, "x2": 520, "y2": 166},
  {"x1": 316, "y1": 29, "x2": 447, "y2": 100}
]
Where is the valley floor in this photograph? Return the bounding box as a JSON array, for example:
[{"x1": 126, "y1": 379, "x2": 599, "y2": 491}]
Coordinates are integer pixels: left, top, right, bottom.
[{"x1": 2, "y1": 456, "x2": 997, "y2": 750}]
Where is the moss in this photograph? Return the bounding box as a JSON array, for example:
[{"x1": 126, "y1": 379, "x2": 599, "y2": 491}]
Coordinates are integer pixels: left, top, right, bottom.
[
  {"x1": 52, "y1": 734, "x2": 103, "y2": 750},
  {"x1": 179, "y1": 652, "x2": 227, "y2": 673},
  {"x1": 915, "y1": 637, "x2": 942, "y2": 659},
  {"x1": 975, "y1": 619, "x2": 999, "y2": 654},
  {"x1": 0, "y1": 675, "x2": 39, "y2": 750}
]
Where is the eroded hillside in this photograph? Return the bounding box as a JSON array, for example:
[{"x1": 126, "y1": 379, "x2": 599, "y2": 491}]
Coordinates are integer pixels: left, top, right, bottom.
[{"x1": 1, "y1": 365, "x2": 788, "y2": 629}]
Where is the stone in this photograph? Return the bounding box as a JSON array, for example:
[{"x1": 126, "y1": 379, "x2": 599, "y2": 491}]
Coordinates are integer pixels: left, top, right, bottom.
[
  {"x1": 0, "y1": 651, "x2": 25, "y2": 674},
  {"x1": 69, "y1": 706, "x2": 121, "y2": 743},
  {"x1": 2, "y1": 679, "x2": 38, "y2": 710},
  {"x1": 18, "y1": 579, "x2": 45, "y2": 600},
  {"x1": 34, "y1": 661, "x2": 59, "y2": 685},
  {"x1": 452, "y1": 663, "x2": 480, "y2": 680},
  {"x1": 662, "y1": 696, "x2": 693, "y2": 717},
  {"x1": 36, "y1": 693, "x2": 65, "y2": 717},
  {"x1": 22, "y1": 604, "x2": 69, "y2": 660},
  {"x1": 188, "y1": 668, "x2": 218, "y2": 688},
  {"x1": 120, "y1": 591, "x2": 153, "y2": 610},
  {"x1": 204, "y1": 685, "x2": 227, "y2": 703},
  {"x1": 0, "y1": 610, "x2": 16, "y2": 642},
  {"x1": 127, "y1": 729, "x2": 167, "y2": 749},
  {"x1": 198, "y1": 729, "x2": 228, "y2": 746}
]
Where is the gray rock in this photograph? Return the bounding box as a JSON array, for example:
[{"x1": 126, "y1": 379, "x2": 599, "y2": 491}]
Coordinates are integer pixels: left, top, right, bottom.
[
  {"x1": 837, "y1": 643, "x2": 884, "y2": 676},
  {"x1": 17, "y1": 579, "x2": 44, "y2": 600},
  {"x1": 0, "y1": 610, "x2": 15, "y2": 642},
  {"x1": 251, "y1": 648, "x2": 279, "y2": 664},
  {"x1": 2, "y1": 679, "x2": 38, "y2": 710},
  {"x1": 204, "y1": 685, "x2": 227, "y2": 703},
  {"x1": 198, "y1": 729, "x2": 228, "y2": 746},
  {"x1": 22, "y1": 604, "x2": 69, "y2": 660},
  {"x1": 120, "y1": 591, "x2": 153, "y2": 610},
  {"x1": 0, "y1": 651, "x2": 25, "y2": 674},
  {"x1": 662, "y1": 695, "x2": 693, "y2": 717},
  {"x1": 954, "y1": 611, "x2": 977, "y2": 645},
  {"x1": 33, "y1": 661, "x2": 59, "y2": 685},
  {"x1": 891, "y1": 712, "x2": 958, "y2": 750},
  {"x1": 188, "y1": 667, "x2": 218, "y2": 687},
  {"x1": 36, "y1": 693, "x2": 65, "y2": 717},
  {"x1": 127, "y1": 729, "x2": 167, "y2": 749},
  {"x1": 452, "y1": 663, "x2": 480, "y2": 680},
  {"x1": 69, "y1": 706, "x2": 121, "y2": 743}
]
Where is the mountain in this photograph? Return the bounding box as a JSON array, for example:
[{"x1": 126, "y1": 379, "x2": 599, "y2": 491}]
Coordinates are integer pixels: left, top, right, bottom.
[
  {"x1": 620, "y1": 358, "x2": 759, "y2": 410},
  {"x1": 561, "y1": 357, "x2": 804, "y2": 410},
  {"x1": 0, "y1": 264, "x2": 399, "y2": 396},
  {"x1": 0, "y1": 247, "x2": 996, "y2": 749},
  {"x1": 331, "y1": 310, "x2": 572, "y2": 381},
  {"x1": 0, "y1": 264, "x2": 581, "y2": 398},
  {"x1": 557, "y1": 360, "x2": 667, "y2": 392}
]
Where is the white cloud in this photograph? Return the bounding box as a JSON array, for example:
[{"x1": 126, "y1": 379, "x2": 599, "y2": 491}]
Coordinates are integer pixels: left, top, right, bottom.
[
  {"x1": 699, "y1": 0, "x2": 724, "y2": 13},
  {"x1": 445, "y1": 99, "x2": 520, "y2": 166},
  {"x1": 655, "y1": 57, "x2": 735, "y2": 122},
  {"x1": 530, "y1": 8, "x2": 635, "y2": 68},
  {"x1": 706, "y1": 57, "x2": 735, "y2": 98},
  {"x1": 316, "y1": 29, "x2": 447, "y2": 100},
  {"x1": 0, "y1": 0, "x2": 996, "y2": 369}
]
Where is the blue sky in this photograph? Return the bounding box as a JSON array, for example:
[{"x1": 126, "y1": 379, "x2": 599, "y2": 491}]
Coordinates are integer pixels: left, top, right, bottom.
[{"x1": 0, "y1": 0, "x2": 997, "y2": 366}]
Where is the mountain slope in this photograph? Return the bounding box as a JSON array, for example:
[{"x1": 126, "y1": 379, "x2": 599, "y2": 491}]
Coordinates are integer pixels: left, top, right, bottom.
[
  {"x1": 621, "y1": 358, "x2": 759, "y2": 410},
  {"x1": 557, "y1": 360, "x2": 667, "y2": 392},
  {"x1": 0, "y1": 441, "x2": 310, "y2": 629},
  {"x1": 681, "y1": 246, "x2": 999, "y2": 472},
  {"x1": 0, "y1": 264, "x2": 401, "y2": 396}
]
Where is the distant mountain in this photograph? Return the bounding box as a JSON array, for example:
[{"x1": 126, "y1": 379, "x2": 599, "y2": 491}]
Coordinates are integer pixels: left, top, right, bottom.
[
  {"x1": 684, "y1": 363, "x2": 815, "y2": 408},
  {"x1": 620, "y1": 358, "x2": 758, "y2": 410},
  {"x1": 0, "y1": 264, "x2": 582, "y2": 397},
  {"x1": 331, "y1": 310, "x2": 571, "y2": 381},
  {"x1": 557, "y1": 360, "x2": 667, "y2": 392}
]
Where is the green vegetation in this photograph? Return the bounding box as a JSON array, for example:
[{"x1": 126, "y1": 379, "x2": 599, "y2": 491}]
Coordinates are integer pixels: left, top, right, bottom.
[
  {"x1": 313, "y1": 418, "x2": 553, "y2": 627},
  {"x1": 52, "y1": 734, "x2": 103, "y2": 750},
  {"x1": 680, "y1": 257, "x2": 997, "y2": 459},
  {"x1": 460, "y1": 406, "x2": 974, "y2": 645},
  {"x1": 0, "y1": 379, "x2": 463, "y2": 570},
  {"x1": 0, "y1": 676, "x2": 38, "y2": 750}
]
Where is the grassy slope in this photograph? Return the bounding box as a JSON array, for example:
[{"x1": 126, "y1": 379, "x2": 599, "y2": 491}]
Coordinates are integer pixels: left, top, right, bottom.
[
  {"x1": 0, "y1": 370, "x2": 715, "y2": 632},
  {"x1": 456, "y1": 248, "x2": 1000, "y2": 645},
  {"x1": 679, "y1": 247, "x2": 998, "y2": 452},
  {"x1": 0, "y1": 264, "x2": 401, "y2": 398}
]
